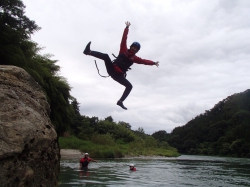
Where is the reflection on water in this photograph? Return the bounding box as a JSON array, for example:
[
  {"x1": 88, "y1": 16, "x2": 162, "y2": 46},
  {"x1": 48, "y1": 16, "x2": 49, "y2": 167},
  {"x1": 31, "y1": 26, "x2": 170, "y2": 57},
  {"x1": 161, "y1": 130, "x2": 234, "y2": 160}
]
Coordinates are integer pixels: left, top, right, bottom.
[{"x1": 59, "y1": 155, "x2": 250, "y2": 187}]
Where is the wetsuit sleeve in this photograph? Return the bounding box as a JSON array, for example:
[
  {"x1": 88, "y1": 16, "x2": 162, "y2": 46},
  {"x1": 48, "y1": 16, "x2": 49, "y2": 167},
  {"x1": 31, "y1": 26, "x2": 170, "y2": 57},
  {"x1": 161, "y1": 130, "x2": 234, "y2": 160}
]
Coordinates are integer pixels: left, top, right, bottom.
[
  {"x1": 119, "y1": 27, "x2": 129, "y2": 54},
  {"x1": 133, "y1": 56, "x2": 155, "y2": 65}
]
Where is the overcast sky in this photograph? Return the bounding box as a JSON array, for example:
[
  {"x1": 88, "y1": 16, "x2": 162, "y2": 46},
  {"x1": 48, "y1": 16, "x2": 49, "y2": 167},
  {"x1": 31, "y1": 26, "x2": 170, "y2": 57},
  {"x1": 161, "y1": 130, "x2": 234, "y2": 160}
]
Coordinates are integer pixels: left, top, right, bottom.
[{"x1": 22, "y1": 0, "x2": 250, "y2": 134}]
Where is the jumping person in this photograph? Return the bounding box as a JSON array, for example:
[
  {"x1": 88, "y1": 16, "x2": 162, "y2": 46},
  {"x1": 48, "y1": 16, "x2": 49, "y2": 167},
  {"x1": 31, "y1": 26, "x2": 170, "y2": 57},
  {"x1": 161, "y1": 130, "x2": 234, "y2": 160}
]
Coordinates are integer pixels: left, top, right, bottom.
[{"x1": 83, "y1": 21, "x2": 159, "y2": 110}]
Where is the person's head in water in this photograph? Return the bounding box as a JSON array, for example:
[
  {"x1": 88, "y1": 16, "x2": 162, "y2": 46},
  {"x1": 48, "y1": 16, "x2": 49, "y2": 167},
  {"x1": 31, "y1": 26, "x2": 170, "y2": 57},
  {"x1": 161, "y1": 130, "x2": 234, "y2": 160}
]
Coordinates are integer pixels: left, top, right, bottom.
[
  {"x1": 130, "y1": 42, "x2": 140, "y2": 54},
  {"x1": 129, "y1": 164, "x2": 136, "y2": 171},
  {"x1": 84, "y1": 153, "x2": 89, "y2": 158}
]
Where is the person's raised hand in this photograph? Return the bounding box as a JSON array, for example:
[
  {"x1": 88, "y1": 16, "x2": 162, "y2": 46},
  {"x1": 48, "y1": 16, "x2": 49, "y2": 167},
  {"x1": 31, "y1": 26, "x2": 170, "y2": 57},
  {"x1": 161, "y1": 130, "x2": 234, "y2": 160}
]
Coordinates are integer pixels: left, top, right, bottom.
[
  {"x1": 155, "y1": 61, "x2": 159, "y2": 67},
  {"x1": 125, "y1": 21, "x2": 131, "y2": 27}
]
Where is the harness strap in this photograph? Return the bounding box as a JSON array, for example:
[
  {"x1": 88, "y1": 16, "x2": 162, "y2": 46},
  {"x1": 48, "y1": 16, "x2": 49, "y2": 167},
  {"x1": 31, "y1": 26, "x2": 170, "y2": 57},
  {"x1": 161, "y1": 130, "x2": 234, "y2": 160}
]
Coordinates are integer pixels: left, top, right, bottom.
[
  {"x1": 94, "y1": 53, "x2": 131, "y2": 78},
  {"x1": 94, "y1": 60, "x2": 109, "y2": 78}
]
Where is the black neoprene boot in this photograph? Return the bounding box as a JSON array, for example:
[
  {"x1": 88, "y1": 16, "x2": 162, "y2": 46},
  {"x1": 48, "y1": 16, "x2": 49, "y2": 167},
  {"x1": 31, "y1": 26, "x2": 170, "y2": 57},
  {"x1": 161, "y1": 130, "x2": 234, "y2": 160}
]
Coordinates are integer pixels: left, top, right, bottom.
[
  {"x1": 117, "y1": 100, "x2": 127, "y2": 110},
  {"x1": 83, "y1": 41, "x2": 91, "y2": 55}
]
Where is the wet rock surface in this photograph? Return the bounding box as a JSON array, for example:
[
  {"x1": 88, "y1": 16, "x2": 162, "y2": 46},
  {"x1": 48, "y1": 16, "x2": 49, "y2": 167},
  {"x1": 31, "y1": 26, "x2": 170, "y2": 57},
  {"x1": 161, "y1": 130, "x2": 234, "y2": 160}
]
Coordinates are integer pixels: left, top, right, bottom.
[{"x1": 0, "y1": 65, "x2": 59, "y2": 187}]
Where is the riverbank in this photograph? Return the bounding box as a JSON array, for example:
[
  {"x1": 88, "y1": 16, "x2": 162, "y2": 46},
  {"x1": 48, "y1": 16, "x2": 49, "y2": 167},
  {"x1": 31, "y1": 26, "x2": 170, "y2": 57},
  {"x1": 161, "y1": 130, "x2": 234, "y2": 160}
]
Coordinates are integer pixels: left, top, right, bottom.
[
  {"x1": 60, "y1": 149, "x2": 180, "y2": 160},
  {"x1": 59, "y1": 136, "x2": 180, "y2": 158},
  {"x1": 60, "y1": 149, "x2": 82, "y2": 159}
]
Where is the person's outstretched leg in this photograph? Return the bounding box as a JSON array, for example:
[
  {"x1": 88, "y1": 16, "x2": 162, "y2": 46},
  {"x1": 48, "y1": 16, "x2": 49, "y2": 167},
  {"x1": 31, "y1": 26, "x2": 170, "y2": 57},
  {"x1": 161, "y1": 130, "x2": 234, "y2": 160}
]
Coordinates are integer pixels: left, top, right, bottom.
[
  {"x1": 112, "y1": 76, "x2": 133, "y2": 110},
  {"x1": 83, "y1": 41, "x2": 114, "y2": 75}
]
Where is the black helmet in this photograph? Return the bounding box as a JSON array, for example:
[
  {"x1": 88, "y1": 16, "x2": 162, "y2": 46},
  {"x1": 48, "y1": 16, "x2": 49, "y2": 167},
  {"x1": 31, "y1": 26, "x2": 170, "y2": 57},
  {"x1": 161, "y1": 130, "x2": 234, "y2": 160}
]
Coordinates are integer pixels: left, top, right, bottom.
[{"x1": 130, "y1": 42, "x2": 141, "y2": 50}]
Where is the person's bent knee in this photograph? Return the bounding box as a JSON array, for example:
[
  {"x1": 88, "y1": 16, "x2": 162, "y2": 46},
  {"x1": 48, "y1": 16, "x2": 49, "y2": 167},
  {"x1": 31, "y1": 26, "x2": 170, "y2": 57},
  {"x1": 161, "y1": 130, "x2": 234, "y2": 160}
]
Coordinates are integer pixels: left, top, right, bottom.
[
  {"x1": 103, "y1": 53, "x2": 110, "y2": 61},
  {"x1": 127, "y1": 83, "x2": 133, "y2": 91}
]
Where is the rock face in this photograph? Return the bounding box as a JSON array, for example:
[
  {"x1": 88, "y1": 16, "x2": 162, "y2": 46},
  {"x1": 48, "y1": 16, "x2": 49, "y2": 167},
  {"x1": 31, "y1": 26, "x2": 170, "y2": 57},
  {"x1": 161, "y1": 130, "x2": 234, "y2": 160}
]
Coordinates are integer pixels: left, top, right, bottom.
[{"x1": 0, "y1": 66, "x2": 59, "y2": 187}]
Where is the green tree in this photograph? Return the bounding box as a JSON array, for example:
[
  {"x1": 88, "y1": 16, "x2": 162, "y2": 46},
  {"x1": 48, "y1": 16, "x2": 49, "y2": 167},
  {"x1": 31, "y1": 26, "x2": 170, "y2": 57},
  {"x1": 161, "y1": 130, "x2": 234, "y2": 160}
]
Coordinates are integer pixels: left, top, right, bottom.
[
  {"x1": 1, "y1": 0, "x2": 72, "y2": 135},
  {"x1": 144, "y1": 136, "x2": 157, "y2": 148},
  {"x1": 0, "y1": 0, "x2": 40, "y2": 66},
  {"x1": 168, "y1": 89, "x2": 250, "y2": 158},
  {"x1": 70, "y1": 97, "x2": 81, "y2": 115},
  {"x1": 152, "y1": 130, "x2": 169, "y2": 142},
  {"x1": 118, "y1": 121, "x2": 131, "y2": 130},
  {"x1": 68, "y1": 97, "x2": 82, "y2": 135},
  {"x1": 105, "y1": 116, "x2": 114, "y2": 122},
  {"x1": 133, "y1": 127, "x2": 147, "y2": 140}
]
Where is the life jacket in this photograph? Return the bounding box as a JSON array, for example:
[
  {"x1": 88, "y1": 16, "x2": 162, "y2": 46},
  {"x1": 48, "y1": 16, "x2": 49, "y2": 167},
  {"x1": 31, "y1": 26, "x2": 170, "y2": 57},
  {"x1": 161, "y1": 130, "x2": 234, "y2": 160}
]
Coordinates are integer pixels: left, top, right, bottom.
[
  {"x1": 113, "y1": 51, "x2": 134, "y2": 73},
  {"x1": 130, "y1": 167, "x2": 136, "y2": 171},
  {"x1": 80, "y1": 157, "x2": 90, "y2": 167}
]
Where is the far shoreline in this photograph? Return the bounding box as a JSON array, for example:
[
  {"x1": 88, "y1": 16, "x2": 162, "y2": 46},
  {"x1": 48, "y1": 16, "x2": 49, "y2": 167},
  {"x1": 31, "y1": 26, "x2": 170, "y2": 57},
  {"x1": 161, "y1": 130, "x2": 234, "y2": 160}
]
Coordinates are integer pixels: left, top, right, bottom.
[
  {"x1": 60, "y1": 149, "x2": 180, "y2": 160},
  {"x1": 60, "y1": 149, "x2": 83, "y2": 159}
]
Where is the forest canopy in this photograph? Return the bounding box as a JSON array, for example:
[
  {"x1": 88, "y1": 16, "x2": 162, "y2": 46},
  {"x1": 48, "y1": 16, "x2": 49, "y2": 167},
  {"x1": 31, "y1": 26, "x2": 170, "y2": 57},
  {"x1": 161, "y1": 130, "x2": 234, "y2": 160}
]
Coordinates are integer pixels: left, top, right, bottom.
[
  {"x1": 167, "y1": 90, "x2": 250, "y2": 158},
  {"x1": 1, "y1": 0, "x2": 71, "y2": 134}
]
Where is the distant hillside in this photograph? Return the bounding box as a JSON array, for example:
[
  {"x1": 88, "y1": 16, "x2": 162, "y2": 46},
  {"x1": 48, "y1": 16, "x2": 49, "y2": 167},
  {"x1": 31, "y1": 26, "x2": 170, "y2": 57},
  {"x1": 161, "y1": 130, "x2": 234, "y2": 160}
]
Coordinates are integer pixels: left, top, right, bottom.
[{"x1": 167, "y1": 89, "x2": 250, "y2": 158}]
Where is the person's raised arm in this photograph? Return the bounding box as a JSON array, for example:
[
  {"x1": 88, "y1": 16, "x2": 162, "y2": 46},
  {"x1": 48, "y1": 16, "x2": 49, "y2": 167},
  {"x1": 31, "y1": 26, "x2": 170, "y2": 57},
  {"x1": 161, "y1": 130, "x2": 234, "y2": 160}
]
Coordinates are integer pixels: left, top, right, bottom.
[
  {"x1": 120, "y1": 21, "x2": 131, "y2": 53},
  {"x1": 155, "y1": 61, "x2": 160, "y2": 67},
  {"x1": 125, "y1": 21, "x2": 131, "y2": 28}
]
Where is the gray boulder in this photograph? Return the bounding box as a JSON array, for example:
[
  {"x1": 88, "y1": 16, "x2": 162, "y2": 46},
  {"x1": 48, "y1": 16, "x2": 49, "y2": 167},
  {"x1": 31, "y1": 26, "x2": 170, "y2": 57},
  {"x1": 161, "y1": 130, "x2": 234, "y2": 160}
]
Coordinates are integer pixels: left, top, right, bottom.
[{"x1": 0, "y1": 65, "x2": 59, "y2": 187}]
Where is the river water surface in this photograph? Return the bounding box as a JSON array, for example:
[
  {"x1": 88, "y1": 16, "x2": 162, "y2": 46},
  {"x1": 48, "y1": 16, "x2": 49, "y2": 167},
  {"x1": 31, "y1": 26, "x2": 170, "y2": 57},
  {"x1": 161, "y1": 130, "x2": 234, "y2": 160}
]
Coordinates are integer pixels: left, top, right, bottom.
[{"x1": 59, "y1": 155, "x2": 250, "y2": 187}]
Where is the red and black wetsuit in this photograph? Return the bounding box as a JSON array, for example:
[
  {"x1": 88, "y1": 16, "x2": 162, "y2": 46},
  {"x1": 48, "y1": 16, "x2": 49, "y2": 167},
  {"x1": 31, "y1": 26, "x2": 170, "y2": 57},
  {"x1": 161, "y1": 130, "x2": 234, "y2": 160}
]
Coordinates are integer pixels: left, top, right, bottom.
[
  {"x1": 130, "y1": 167, "x2": 136, "y2": 171},
  {"x1": 117, "y1": 27, "x2": 155, "y2": 69},
  {"x1": 89, "y1": 27, "x2": 155, "y2": 102},
  {"x1": 80, "y1": 157, "x2": 92, "y2": 168}
]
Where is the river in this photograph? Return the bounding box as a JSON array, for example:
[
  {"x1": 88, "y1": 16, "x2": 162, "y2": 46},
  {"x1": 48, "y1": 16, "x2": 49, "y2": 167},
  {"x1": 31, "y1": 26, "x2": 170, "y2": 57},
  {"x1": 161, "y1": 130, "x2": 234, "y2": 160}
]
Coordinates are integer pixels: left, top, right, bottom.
[{"x1": 59, "y1": 155, "x2": 250, "y2": 187}]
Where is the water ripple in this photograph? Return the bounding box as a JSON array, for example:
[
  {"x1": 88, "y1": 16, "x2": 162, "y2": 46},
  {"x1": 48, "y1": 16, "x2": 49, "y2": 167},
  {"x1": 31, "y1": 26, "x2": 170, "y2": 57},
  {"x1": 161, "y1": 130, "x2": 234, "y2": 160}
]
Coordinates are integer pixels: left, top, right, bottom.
[{"x1": 59, "y1": 155, "x2": 250, "y2": 187}]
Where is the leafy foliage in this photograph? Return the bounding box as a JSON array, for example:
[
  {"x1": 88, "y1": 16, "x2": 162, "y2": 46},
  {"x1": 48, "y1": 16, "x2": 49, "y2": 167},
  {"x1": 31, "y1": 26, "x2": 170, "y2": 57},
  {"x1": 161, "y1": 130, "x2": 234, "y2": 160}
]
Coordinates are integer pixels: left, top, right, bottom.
[
  {"x1": 0, "y1": 0, "x2": 40, "y2": 66},
  {"x1": 1, "y1": 0, "x2": 71, "y2": 134},
  {"x1": 167, "y1": 90, "x2": 250, "y2": 158},
  {"x1": 59, "y1": 136, "x2": 179, "y2": 158},
  {"x1": 64, "y1": 108, "x2": 180, "y2": 157},
  {"x1": 152, "y1": 130, "x2": 170, "y2": 142}
]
